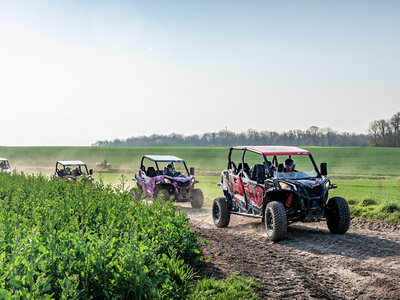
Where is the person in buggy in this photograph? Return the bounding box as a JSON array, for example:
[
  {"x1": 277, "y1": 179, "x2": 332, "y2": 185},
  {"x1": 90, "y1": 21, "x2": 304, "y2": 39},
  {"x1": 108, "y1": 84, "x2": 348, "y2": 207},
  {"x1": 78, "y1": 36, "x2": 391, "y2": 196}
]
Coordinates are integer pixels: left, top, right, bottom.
[
  {"x1": 163, "y1": 164, "x2": 180, "y2": 177},
  {"x1": 283, "y1": 158, "x2": 296, "y2": 172},
  {"x1": 72, "y1": 167, "x2": 82, "y2": 177}
]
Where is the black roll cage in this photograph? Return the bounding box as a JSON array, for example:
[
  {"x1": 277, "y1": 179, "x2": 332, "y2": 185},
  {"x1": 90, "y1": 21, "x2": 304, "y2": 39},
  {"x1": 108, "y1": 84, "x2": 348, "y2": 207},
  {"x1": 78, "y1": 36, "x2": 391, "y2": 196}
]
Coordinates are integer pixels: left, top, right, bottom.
[
  {"x1": 140, "y1": 156, "x2": 190, "y2": 175},
  {"x1": 228, "y1": 147, "x2": 321, "y2": 178},
  {"x1": 55, "y1": 162, "x2": 89, "y2": 175}
]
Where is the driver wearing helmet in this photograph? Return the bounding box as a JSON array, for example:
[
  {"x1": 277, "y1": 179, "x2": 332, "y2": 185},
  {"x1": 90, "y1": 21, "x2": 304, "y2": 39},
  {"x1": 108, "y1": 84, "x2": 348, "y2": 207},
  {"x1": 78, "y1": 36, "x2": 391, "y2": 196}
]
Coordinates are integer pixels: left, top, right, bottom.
[
  {"x1": 72, "y1": 167, "x2": 82, "y2": 177},
  {"x1": 284, "y1": 158, "x2": 296, "y2": 172},
  {"x1": 163, "y1": 163, "x2": 179, "y2": 177}
]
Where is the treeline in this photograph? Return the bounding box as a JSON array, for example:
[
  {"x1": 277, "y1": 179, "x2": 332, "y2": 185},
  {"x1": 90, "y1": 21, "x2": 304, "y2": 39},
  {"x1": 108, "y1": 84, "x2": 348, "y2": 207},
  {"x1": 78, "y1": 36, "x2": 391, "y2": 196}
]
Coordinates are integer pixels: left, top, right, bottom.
[
  {"x1": 92, "y1": 126, "x2": 370, "y2": 147},
  {"x1": 369, "y1": 112, "x2": 400, "y2": 147}
]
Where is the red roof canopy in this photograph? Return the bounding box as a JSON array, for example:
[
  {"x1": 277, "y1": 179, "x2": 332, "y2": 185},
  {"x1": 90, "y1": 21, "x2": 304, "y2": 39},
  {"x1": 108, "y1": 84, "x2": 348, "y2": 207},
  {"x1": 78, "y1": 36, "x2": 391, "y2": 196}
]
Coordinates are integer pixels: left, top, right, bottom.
[{"x1": 231, "y1": 146, "x2": 310, "y2": 156}]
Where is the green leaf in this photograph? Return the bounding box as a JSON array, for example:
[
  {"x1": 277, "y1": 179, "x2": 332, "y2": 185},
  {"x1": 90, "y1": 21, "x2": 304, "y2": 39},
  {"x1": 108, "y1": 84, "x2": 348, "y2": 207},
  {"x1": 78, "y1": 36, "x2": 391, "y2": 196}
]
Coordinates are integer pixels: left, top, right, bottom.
[
  {"x1": 39, "y1": 245, "x2": 48, "y2": 254},
  {"x1": 0, "y1": 289, "x2": 11, "y2": 300},
  {"x1": 9, "y1": 278, "x2": 23, "y2": 288}
]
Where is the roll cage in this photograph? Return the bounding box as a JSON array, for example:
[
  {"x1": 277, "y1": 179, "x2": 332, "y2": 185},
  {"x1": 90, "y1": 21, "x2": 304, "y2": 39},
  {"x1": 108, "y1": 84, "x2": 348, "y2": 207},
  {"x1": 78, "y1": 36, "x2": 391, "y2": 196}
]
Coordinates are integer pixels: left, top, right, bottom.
[
  {"x1": 140, "y1": 155, "x2": 190, "y2": 176},
  {"x1": 55, "y1": 161, "x2": 90, "y2": 176},
  {"x1": 228, "y1": 146, "x2": 322, "y2": 179}
]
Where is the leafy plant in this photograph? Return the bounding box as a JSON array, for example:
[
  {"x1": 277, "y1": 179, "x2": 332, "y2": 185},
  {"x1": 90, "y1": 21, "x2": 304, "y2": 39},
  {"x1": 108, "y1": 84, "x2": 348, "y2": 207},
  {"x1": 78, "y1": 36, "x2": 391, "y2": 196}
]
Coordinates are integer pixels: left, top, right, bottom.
[{"x1": 0, "y1": 173, "x2": 202, "y2": 298}]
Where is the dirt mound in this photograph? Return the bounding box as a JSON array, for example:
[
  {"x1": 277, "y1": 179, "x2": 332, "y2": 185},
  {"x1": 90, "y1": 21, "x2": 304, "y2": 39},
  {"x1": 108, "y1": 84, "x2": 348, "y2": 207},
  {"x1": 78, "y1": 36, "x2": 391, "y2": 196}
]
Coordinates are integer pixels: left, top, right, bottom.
[{"x1": 183, "y1": 204, "x2": 400, "y2": 299}]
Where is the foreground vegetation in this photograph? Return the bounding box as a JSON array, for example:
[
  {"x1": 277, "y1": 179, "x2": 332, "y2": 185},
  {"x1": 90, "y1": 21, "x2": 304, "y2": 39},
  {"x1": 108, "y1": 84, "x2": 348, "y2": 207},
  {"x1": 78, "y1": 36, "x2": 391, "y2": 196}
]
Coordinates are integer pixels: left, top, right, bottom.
[{"x1": 0, "y1": 173, "x2": 258, "y2": 299}]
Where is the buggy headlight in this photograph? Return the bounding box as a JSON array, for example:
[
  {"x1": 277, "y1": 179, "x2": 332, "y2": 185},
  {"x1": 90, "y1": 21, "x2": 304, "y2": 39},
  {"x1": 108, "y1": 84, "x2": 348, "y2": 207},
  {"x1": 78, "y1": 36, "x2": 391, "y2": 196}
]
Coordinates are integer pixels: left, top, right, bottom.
[
  {"x1": 279, "y1": 182, "x2": 293, "y2": 191},
  {"x1": 164, "y1": 178, "x2": 170, "y2": 183},
  {"x1": 325, "y1": 181, "x2": 330, "y2": 189}
]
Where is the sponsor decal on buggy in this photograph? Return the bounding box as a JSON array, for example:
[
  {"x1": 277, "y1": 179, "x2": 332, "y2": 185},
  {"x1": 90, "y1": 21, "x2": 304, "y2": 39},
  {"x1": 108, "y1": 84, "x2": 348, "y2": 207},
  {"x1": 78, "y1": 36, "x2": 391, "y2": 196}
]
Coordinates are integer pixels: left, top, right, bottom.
[{"x1": 245, "y1": 185, "x2": 264, "y2": 209}]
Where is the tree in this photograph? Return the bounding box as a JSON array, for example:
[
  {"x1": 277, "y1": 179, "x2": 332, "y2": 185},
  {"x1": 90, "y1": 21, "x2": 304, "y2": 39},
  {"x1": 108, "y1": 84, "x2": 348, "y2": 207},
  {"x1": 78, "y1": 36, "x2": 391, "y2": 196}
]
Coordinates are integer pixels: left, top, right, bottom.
[
  {"x1": 369, "y1": 121, "x2": 380, "y2": 146},
  {"x1": 368, "y1": 111, "x2": 400, "y2": 147},
  {"x1": 390, "y1": 112, "x2": 400, "y2": 147},
  {"x1": 92, "y1": 127, "x2": 370, "y2": 147}
]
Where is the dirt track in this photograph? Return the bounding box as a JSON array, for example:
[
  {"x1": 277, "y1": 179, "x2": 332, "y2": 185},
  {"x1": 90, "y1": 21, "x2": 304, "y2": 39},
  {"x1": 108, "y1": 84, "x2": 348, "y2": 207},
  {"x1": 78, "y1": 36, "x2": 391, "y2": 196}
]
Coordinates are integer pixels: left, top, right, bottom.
[{"x1": 180, "y1": 204, "x2": 400, "y2": 299}]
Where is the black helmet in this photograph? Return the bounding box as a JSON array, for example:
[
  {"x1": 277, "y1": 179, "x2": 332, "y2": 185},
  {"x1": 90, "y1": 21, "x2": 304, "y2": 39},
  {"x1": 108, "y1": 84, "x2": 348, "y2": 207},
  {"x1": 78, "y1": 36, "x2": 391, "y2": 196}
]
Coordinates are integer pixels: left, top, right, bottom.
[
  {"x1": 284, "y1": 158, "x2": 295, "y2": 168},
  {"x1": 166, "y1": 164, "x2": 174, "y2": 172}
]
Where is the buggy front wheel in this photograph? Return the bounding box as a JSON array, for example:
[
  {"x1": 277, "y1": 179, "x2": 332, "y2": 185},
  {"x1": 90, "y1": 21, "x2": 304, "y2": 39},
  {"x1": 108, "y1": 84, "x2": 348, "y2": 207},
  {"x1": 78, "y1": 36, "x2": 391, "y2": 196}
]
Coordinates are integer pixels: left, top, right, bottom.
[
  {"x1": 326, "y1": 196, "x2": 350, "y2": 234},
  {"x1": 212, "y1": 197, "x2": 230, "y2": 227},
  {"x1": 265, "y1": 201, "x2": 287, "y2": 241}
]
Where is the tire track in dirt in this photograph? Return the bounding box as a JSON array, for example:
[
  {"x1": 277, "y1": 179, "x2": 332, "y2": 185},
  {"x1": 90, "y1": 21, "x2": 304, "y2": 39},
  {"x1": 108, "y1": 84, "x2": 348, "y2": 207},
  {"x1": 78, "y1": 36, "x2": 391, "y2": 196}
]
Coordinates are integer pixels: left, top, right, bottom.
[{"x1": 182, "y1": 205, "x2": 400, "y2": 299}]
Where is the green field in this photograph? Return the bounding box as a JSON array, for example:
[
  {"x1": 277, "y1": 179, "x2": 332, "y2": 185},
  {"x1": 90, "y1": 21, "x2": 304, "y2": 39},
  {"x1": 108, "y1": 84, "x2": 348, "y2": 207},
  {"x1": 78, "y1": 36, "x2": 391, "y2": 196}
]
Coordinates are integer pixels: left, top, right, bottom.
[
  {"x1": 2, "y1": 146, "x2": 400, "y2": 176},
  {"x1": 1, "y1": 146, "x2": 400, "y2": 223}
]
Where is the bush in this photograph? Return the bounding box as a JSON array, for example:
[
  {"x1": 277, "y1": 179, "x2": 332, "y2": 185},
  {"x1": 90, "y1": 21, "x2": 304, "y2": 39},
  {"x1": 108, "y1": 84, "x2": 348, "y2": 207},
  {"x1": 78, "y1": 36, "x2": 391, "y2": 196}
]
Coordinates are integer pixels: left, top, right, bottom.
[
  {"x1": 360, "y1": 198, "x2": 377, "y2": 206},
  {"x1": 380, "y1": 203, "x2": 400, "y2": 214},
  {"x1": 0, "y1": 173, "x2": 201, "y2": 299},
  {"x1": 347, "y1": 199, "x2": 359, "y2": 205}
]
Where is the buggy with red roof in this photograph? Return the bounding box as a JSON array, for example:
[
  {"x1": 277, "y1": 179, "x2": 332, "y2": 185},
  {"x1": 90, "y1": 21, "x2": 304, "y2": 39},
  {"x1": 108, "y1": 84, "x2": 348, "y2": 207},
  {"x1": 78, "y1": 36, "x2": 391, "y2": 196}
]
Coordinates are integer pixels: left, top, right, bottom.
[
  {"x1": 212, "y1": 146, "x2": 350, "y2": 241},
  {"x1": 132, "y1": 155, "x2": 204, "y2": 208}
]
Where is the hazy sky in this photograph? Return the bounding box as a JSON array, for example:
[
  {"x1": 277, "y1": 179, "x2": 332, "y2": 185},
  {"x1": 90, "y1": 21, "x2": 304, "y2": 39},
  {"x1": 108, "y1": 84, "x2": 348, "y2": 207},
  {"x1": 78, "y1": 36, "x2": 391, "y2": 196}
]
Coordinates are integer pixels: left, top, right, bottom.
[{"x1": 1, "y1": 0, "x2": 399, "y2": 145}]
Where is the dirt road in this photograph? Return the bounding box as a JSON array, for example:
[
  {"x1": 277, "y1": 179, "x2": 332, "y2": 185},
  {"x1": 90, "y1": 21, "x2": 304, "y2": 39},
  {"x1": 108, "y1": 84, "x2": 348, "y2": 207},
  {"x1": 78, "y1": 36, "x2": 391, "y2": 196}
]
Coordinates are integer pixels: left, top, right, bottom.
[{"x1": 181, "y1": 204, "x2": 400, "y2": 299}]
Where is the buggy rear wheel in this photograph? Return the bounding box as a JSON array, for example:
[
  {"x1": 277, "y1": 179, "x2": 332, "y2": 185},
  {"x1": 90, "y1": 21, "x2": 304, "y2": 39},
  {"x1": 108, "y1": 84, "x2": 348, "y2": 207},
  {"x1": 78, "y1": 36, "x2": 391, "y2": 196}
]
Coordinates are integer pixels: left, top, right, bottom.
[
  {"x1": 212, "y1": 197, "x2": 230, "y2": 227},
  {"x1": 130, "y1": 187, "x2": 142, "y2": 200},
  {"x1": 190, "y1": 189, "x2": 204, "y2": 208},
  {"x1": 326, "y1": 196, "x2": 350, "y2": 234},
  {"x1": 157, "y1": 189, "x2": 170, "y2": 201},
  {"x1": 265, "y1": 201, "x2": 287, "y2": 241}
]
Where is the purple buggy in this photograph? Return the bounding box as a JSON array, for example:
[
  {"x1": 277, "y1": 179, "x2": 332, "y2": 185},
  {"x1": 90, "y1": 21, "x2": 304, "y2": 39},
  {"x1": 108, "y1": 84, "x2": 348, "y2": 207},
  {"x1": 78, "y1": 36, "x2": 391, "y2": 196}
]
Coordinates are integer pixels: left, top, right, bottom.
[{"x1": 132, "y1": 155, "x2": 204, "y2": 208}]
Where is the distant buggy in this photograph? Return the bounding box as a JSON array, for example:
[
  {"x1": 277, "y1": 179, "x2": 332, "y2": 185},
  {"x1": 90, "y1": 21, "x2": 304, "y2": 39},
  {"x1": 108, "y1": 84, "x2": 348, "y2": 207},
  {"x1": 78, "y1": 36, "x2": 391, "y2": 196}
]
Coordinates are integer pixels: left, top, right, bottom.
[
  {"x1": 212, "y1": 146, "x2": 350, "y2": 241},
  {"x1": 55, "y1": 161, "x2": 94, "y2": 182},
  {"x1": 132, "y1": 155, "x2": 204, "y2": 208},
  {"x1": 0, "y1": 158, "x2": 11, "y2": 174},
  {"x1": 96, "y1": 159, "x2": 112, "y2": 169}
]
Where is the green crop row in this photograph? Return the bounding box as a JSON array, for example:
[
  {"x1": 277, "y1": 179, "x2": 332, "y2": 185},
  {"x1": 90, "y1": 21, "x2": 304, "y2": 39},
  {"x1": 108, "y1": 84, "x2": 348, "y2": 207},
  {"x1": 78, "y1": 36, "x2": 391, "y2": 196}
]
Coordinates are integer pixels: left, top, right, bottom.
[{"x1": 0, "y1": 172, "x2": 203, "y2": 299}]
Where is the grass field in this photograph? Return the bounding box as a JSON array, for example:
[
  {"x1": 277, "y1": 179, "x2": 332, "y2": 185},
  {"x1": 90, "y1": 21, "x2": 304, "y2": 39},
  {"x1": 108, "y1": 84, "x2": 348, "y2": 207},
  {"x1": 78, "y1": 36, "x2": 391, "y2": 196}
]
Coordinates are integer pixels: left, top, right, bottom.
[
  {"x1": 2, "y1": 146, "x2": 400, "y2": 176},
  {"x1": 1, "y1": 146, "x2": 400, "y2": 223}
]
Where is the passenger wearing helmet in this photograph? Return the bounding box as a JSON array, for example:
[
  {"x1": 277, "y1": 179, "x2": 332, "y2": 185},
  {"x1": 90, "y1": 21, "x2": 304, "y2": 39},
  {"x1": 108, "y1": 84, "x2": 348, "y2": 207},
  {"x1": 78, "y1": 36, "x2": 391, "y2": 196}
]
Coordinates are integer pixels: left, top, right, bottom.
[
  {"x1": 65, "y1": 167, "x2": 71, "y2": 175},
  {"x1": 72, "y1": 167, "x2": 82, "y2": 177},
  {"x1": 284, "y1": 158, "x2": 296, "y2": 172},
  {"x1": 163, "y1": 163, "x2": 180, "y2": 177}
]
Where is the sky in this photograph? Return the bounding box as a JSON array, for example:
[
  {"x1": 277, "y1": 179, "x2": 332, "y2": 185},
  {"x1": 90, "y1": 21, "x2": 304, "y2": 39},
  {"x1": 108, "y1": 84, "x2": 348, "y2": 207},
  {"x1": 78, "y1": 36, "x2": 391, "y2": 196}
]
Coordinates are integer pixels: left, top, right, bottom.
[{"x1": 0, "y1": 0, "x2": 399, "y2": 145}]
